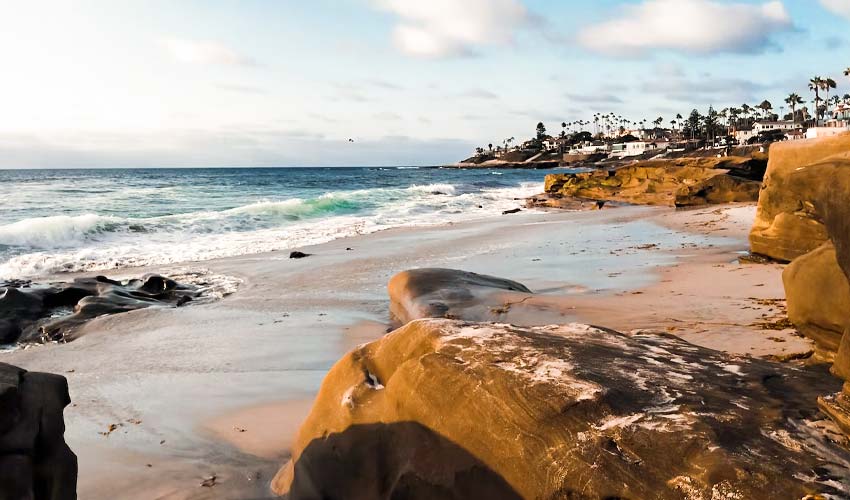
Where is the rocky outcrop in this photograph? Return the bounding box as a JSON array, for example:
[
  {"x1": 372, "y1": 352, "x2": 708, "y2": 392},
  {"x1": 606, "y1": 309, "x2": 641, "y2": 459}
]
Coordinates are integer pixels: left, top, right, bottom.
[
  {"x1": 0, "y1": 362, "x2": 77, "y2": 499},
  {"x1": 1, "y1": 274, "x2": 199, "y2": 344},
  {"x1": 388, "y1": 269, "x2": 531, "y2": 326},
  {"x1": 749, "y1": 133, "x2": 850, "y2": 262},
  {"x1": 273, "y1": 319, "x2": 850, "y2": 499},
  {"x1": 543, "y1": 157, "x2": 761, "y2": 207},
  {"x1": 674, "y1": 172, "x2": 761, "y2": 207}
]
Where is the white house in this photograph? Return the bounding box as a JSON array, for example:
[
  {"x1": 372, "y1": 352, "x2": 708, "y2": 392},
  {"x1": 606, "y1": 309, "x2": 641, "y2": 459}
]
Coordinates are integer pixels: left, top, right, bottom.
[
  {"x1": 806, "y1": 125, "x2": 850, "y2": 139},
  {"x1": 610, "y1": 141, "x2": 657, "y2": 158},
  {"x1": 753, "y1": 120, "x2": 797, "y2": 134},
  {"x1": 735, "y1": 129, "x2": 757, "y2": 144}
]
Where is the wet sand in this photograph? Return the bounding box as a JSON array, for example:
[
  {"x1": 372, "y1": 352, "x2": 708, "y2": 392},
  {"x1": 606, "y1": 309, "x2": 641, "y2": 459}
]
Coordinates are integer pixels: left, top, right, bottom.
[{"x1": 2, "y1": 202, "x2": 809, "y2": 499}]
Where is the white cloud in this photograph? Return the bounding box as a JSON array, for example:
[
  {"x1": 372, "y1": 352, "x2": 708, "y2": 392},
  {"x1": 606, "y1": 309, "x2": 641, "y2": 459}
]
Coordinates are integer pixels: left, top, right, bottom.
[
  {"x1": 372, "y1": 0, "x2": 529, "y2": 58},
  {"x1": 577, "y1": 0, "x2": 793, "y2": 56},
  {"x1": 160, "y1": 37, "x2": 257, "y2": 66},
  {"x1": 820, "y1": 0, "x2": 850, "y2": 19}
]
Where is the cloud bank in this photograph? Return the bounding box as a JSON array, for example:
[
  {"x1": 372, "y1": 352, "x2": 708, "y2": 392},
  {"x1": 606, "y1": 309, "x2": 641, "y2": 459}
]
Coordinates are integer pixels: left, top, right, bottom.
[
  {"x1": 577, "y1": 0, "x2": 793, "y2": 56},
  {"x1": 372, "y1": 0, "x2": 529, "y2": 58},
  {"x1": 820, "y1": 0, "x2": 850, "y2": 20},
  {"x1": 161, "y1": 37, "x2": 257, "y2": 66}
]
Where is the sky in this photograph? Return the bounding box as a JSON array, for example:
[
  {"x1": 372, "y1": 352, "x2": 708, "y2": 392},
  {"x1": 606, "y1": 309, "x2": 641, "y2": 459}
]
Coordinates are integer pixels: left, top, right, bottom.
[{"x1": 0, "y1": 0, "x2": 849, "y2": 168}]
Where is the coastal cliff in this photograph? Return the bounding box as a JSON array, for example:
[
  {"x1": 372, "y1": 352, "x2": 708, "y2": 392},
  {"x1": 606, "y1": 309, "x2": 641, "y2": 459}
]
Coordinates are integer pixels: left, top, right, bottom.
[{"x1": 539, "y1": 156, "x2": 763, "y2": 207}]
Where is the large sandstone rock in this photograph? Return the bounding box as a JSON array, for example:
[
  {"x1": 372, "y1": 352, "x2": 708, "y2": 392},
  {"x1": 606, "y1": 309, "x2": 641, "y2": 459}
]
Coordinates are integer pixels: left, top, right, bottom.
[
  {"x1": 273, "y1": 319, "x2": 850, "y2": 499},
  {"x1": 544, "y1": 157, "x2": 761, "y2": 207},
  {"x1": 388, "y1": 268, "x2": 531, "y2": 326},
  {"x1": 0, "y1": 362, "x2": 77, "y2": 499},
  {"x1": 814, "y1": 165, "x2": 850, "y2": 435},
  {"x1": 783, "y1": 242, "x2": 850, "y2": 356},
  {"x1": 749, "y1": 133, "x2": 850, "y2": 261}
]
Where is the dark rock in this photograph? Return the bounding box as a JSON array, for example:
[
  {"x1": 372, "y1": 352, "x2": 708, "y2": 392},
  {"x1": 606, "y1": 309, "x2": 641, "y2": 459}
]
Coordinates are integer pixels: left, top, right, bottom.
[
  {"x1": 501, "y1": 208, "x2": 521, "y2": 215},
  {"x1": 388, "y1": 268, "x2": 531, "y2": 326},
  {"x1": 0, "y1": 274, "x2": 200, "y2": 344},
  {"x1": 0, "y1": 362, "x2": 77, "y2": 499},
  {"x1": 289, "y1": 251, "x2": 311, "y2": 259}
]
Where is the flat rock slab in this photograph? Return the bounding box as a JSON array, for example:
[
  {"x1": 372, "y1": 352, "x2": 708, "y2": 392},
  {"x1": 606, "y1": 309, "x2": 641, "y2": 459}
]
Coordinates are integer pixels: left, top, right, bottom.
[{"x1": 274, "y1": 319, "x2": 850, "y2": 499}]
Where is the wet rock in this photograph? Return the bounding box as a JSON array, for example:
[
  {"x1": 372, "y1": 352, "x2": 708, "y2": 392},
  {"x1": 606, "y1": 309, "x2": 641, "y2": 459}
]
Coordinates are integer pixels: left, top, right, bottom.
[
  {"x1": 388, "y1": 268, "x2": 531, "y2": 326},
  {"x1": 289, "y1": 251, "x2": 311, "y2": 259},
  {"x1": 0, "y1": 274, "x2": 200, "y2": 344},
  {"x1": 749, "y1": 133, "x2": 850, "y2": 262},
  {"x1": 544, "y1": 157, "x2": 761, "y2": 207},
  {"x1": 0, "y1": 362, "x2": 77, "y2": 499},
  {"x1": 272, "y1": 319, "x2": 850, "y2": 499}
]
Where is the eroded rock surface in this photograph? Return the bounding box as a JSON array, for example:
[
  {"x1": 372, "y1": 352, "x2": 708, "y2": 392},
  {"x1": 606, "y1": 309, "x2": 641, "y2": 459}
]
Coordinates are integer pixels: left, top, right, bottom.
[
  {"x1": 543, "y1": 157, "x2": 762, "y2": 208},
  {"x1": 388, "y1": 268, "x2": 531, "y2": 326},
  {"x1": 749, "y1": 133, "x2": 850, "y2": 262},
  {"x1": 273, "y1": 319, "x2": 850, "y2": 499},
  {"x1": 0, "y1": 362, "x2": 77, "y2": 499},
  {"x1": 0, "y1": 274, "x2": 199, "y2": 344}
]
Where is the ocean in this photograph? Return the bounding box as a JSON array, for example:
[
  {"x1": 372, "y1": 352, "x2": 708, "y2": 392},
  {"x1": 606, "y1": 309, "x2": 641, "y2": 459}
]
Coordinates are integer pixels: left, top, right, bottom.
[{"x1": 0, "y1": 167, "x2": 564, "y2": 279}]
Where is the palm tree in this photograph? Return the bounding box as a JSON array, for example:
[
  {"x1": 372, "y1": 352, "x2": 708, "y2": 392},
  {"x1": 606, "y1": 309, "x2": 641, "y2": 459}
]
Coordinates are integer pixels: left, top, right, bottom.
[
  {"x1": 809, "y1": 76, "x2": 824, "y2": 122},
  {"x1": 741, "y1": 104, "x2": 752, "y2": 127},
  {"x1": 785, "y1": 93, "x2": 804, "y2": 124},
  {"x1": 758, "y1": 100, "x2": 773, "y2": 120},
  {"x1": 823, "y1": 77, "x2": 838, "y2": 116}
]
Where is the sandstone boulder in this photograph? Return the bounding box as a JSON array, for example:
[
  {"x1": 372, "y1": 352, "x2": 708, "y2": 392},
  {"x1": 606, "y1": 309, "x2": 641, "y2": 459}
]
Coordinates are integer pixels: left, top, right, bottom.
[
  {"x1": 0, "y1": 362, "x2": 77, "y2": 499},
  {"x1": 544, "y1": 157, "x2": 761, "y2": 207},
  {"x1": 749, "y1": 133, "x2": 850, "y2": 261},
  {"x1": 388, "y1": 268, "x2": 531, "y2": 326},
  {"x1": 273, "y1": 319, "x2": 850, "y2": 499},
  {"x1": 783, "y1": 242, "x2": 850, "y2": 356}
]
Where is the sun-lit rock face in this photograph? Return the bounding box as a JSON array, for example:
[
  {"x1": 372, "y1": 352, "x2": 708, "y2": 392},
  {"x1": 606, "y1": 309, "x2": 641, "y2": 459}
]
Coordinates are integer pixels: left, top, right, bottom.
[
  {"x1": 273, "y1": 319, "x2": 849, "y2": 499},
  {"x1": 749, "y1": 133, "x2": 850, "y2": 262}
]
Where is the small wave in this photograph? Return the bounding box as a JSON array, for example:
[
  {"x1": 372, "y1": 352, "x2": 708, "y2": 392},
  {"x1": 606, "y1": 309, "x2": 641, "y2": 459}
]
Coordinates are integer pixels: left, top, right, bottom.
[
  {"x1": 0, "y1": 214, "x2": 119, "y2": 249},
  {"x1": 405, "y1": 183, "x2": 456, "y2": 195}
]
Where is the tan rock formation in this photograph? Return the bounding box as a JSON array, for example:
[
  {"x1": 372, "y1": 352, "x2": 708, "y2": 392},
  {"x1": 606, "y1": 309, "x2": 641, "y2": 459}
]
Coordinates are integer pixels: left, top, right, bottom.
[
  {"x1": 273, "y1": 319, "x2": 849, "y2": 499},
  {"x1": 749, "y1": 133, "x2": 850, "y2": 261},
  {"x1": 543, "y1": 157, "x2": 761, "y2": 207}
]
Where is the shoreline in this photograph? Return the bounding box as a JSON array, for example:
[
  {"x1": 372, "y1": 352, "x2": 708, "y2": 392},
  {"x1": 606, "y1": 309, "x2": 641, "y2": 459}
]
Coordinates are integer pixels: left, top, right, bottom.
[{"x1": 2, "y1": 201, "x2": 814, "y2": 499}]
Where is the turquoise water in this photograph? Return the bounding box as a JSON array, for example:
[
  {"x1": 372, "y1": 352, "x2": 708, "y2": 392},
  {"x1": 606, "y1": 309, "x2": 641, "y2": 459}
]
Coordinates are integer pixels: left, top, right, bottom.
[{"x1": 0, "y1": 167, "x2": 564, "y2": 278}]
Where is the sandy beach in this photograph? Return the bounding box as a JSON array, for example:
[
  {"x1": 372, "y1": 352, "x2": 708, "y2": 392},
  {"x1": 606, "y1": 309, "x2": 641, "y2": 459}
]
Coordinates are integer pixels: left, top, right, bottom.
[{"x1": 1, "y1": 200, "x2": 814, "y2": 499}]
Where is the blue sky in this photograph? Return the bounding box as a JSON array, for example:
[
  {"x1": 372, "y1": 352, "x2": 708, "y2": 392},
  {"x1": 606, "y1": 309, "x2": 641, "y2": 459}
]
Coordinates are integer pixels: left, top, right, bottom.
[{"x1": 0, "y1": 0, "x2": 848, "y2": 168}]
